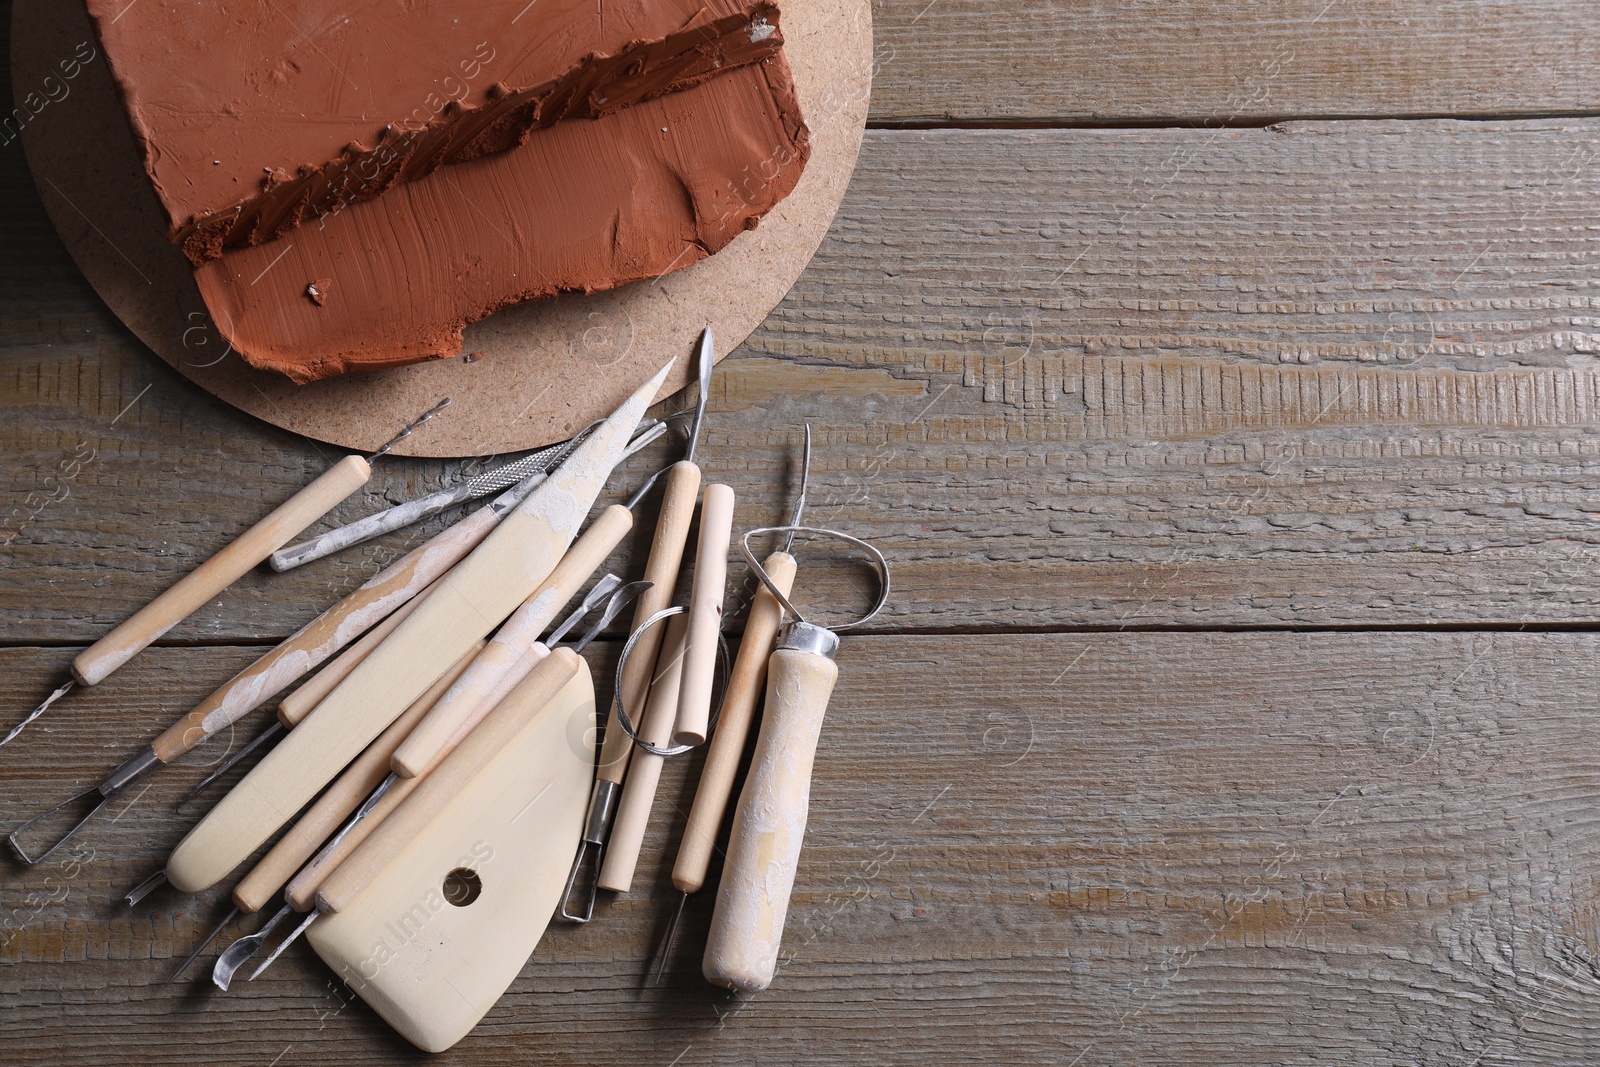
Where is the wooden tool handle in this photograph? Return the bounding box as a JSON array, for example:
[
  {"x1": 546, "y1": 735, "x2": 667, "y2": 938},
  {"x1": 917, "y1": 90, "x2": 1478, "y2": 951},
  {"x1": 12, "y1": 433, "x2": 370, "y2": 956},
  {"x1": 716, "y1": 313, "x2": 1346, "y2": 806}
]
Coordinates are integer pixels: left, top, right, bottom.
[
  {"x1": 73, "y1": 455, "x2": 370, "y2": 687},
  {"x1": 316, "y1": 649, "x2": 584, "y2": 914},
  {"x1": 277, "y1": 577, "x2": 442, "y2": 727},
  {"x1": 672, "y1": 551, "x2": 796, "y2": 895},
  {"x1": 672, "y1": 483, "x2": 735, "y2": 747},
  {"x1": 598, "y1": 459, "x2": 700, "y2": 784},
  {"x1": 597, "y1": 614, "x2": 689, "y2": 893},
  {"x1": 284, "y1": 773, "x2": 420, "y2": 912},
  {"x1": 148, "y1": 499, "x2": 499, "y2": 764},
  {"x1": 390, "y1": 504, "x2": 633, "y2": 779},
  {"x1": 230, "y1": 641, "x2": 481, "y2": 914},
  {"x1": 702, "y1": 646, "x2": 838, "y2": 993}
]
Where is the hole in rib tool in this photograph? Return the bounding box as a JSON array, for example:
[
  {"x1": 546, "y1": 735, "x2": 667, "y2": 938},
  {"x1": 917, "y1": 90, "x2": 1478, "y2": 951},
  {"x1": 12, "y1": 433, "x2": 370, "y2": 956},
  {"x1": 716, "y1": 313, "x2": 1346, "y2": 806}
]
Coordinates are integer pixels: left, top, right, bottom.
[
  {"x1": 0, "y1": 400, "x2": 447, "y2": 751},
  {"x1": 654, "y1": 425, "x2": 812, "y2": 979},
  {"x1": 301, "y1": 585, "x2": 645, "y2": 1051},
  {"x1": 701, "y1": 523, "x2": 889, "y2": 993},
  {"x1": 163, "y1": 640, "x2": 482, "y2": 984},
  {"x1": 562, "y1": 326, "x2": 716, "y2": 923},
  {"x1": 229, "y1": 578, "x2": 645, "y2": 986},
  {"x1": 160, "y1": 361, "x2": 671, "y2": 897},
  {"x1": 10, "y1": 455, "x2": 549, "y2": 864}
]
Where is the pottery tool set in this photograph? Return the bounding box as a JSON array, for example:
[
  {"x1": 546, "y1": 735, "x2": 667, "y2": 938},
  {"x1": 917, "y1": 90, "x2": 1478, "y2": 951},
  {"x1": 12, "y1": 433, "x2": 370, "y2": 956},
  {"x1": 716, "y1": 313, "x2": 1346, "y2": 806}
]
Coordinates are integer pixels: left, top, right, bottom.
[{"x1": 2, "y1": 337, "x2": 891, "y2": 1053}]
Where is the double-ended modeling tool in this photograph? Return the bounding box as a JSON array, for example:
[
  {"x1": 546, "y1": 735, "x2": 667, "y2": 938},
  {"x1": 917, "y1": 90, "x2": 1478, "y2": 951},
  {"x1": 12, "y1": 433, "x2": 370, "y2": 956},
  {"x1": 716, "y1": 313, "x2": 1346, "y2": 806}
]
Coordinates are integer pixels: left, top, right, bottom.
[
  {"x1": 562, "y1": 327, "x2": 716, "y2": 921},
  {"x1": 0, "y1": 399, "x2": 450, "y2": 750}
]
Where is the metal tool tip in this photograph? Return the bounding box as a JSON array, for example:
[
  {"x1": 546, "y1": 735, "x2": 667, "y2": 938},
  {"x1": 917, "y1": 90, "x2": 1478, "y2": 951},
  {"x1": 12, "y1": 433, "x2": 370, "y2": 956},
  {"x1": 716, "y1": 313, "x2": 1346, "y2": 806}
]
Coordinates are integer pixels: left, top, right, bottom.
[
  {"x1": 653, "y1": 892, "x2": 690, "y2": 984},
  {"x1": 0, "y1": 680, "x2": 77, "y2": 749},
  {"x1": 369, "y1": 396, "x2": 452, "y2": 459},
  {"x1": 7, "y1": 785, "x2": 110, "y2": 866},
  {"x1": 124, "y1": 869, "x2": 168, "y2": 908},
  {"x1": 559, "y1": 841, "x2": 604, "y2": 924}
]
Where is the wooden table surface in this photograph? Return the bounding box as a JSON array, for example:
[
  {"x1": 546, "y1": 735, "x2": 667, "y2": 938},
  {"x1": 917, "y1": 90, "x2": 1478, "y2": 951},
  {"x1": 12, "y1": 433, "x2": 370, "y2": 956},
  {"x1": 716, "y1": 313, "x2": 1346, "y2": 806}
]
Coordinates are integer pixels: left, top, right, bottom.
[{"x1": 8, "y1": 2, "x2": 1600, "y2": 1063}]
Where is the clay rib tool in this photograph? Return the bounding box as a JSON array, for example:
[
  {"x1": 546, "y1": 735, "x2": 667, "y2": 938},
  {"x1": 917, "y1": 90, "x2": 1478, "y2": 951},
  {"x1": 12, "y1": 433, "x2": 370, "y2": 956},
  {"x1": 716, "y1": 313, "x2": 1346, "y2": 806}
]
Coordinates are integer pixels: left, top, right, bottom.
[
  {"x1": 162, "y1": 361, "x2": 671, "y2": 895},
  {"x1": 8, "y1": 462, "x2": 546, "y2": 866},
  {"x1": 597, "y1": 481, "x2": 736, "y2": 894},
  {"x1": 389, "y1": 447, "x2": 698, "y2": 780},
  {"x1": 214, "y1": 643, "x2": 482, "y2": 987},
  {"x1": 281, "y1": 579, "x2": 635, "y2": 915},
  {"x1": 0, "y1": 400, "x2": 447, "y2": 751},
  {"x1": 268, "y1": 418, "x2": 668, "y2": 572},
  {"x1": 314, "y1": 580, "x2": 642, "y2": 916},
  {"x1": 307, "y1": 641, "x2": 600, "y2": 1051},
  {"x1": 563, "y1": 328, "x2": 714, "y2": 920},
  {"x1": 654, "y1": 428, "x2": 811, "y2": 976},
  {"x1": 702, "y1": 525, "x2": 890, "y2": 993},
  {"x1": 167, "y1": 645, "x2": 478, "y2": 984},
  {"x1": 246, "y1": 581, "x2": 647, "y2": 983}
]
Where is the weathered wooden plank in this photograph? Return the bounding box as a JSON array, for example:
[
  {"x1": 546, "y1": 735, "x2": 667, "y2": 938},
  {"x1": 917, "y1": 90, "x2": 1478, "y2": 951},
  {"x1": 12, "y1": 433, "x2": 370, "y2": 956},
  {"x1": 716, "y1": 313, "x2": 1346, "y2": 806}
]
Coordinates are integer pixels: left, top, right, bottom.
[
  {"x1": 11, "y1": 0, "x2": 1600, "y2": 135},
  {"x1": 13, "y1": 120, "x2": 1600, "y2": 636},
  {"x1": 871, "y1": 0, "x2": 1600, "y2": 124},
  {"x1": 3, "y1": 632, "x2": 1598, "y2": 1063}
]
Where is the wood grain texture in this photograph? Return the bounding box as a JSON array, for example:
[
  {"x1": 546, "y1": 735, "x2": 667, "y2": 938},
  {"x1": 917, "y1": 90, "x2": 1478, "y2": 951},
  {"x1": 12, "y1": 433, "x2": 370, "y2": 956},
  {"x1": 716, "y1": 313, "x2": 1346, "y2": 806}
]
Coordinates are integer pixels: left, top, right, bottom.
[
  {"x1": 870, "y1": 0, "x2": 1600, "y2": 124},
  {"x1": 13, "y1": 120, "x2": 1600, "y2": 634},
  {"x1": 10, "y1": 1, "x2": 1600, "y2": 1060},
  {"x1": 5, "y1": 633, "x2": 1600, "y2": 1063}
]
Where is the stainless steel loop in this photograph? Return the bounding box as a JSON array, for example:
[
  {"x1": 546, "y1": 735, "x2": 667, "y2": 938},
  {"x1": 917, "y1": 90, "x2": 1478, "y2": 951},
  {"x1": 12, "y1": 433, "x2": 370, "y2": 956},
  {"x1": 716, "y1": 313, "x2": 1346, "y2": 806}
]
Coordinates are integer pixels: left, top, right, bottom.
[
  {"x1": 738, "y1": 525, "x2": 890, "y2": 633},
  {"x1": 611, "y1": 606, "x2": 730, "y2": 756}
]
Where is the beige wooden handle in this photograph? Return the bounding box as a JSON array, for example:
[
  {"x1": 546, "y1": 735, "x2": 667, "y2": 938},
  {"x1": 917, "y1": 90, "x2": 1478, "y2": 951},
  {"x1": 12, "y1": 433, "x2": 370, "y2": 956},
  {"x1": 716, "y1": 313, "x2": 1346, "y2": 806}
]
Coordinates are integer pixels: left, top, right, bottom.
[
  {"x1": 277, "y1": 576, "x2": 442, "y2": 727},
  {"x1": 390, "y1": 504, "x2": 633, "y2": 779},
  {"x1": 672, "y1": 551, "x2": 796, "y2": 895},
  {"x1": 316, "y1": 649, "x2": 583, "y2": 914},
  {"x1": 597, "y1": 613, "x2": 689, "y2": 893},
  {"x1": 73, "y1": 455, "x2": 370, "y2": 688},
  {"x1": 284, "y1": 773, "x2": 420, "y2": 912},
  {"x1": 703, "y1": 646, "x2": 838, "y2": 993},
  {"x1": 230, "y1": 641, "x2": 481, "y2": 914},
  {"x1": 598, "y1": 460, "x2": 700, "y2": 784},
  {"x1": 673, "y1": 483, "x2": 735, "y2": 747},
  {"x1": 149, "y1": 498, "x2": 500, "y2": 764}
]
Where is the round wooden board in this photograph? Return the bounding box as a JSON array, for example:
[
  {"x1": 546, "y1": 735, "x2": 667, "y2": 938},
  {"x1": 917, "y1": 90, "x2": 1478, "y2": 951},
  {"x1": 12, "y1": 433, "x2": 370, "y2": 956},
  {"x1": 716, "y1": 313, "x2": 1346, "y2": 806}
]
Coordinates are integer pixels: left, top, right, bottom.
[{"x1": 12, "y1": 0, "x2": 871, "y2": 458}]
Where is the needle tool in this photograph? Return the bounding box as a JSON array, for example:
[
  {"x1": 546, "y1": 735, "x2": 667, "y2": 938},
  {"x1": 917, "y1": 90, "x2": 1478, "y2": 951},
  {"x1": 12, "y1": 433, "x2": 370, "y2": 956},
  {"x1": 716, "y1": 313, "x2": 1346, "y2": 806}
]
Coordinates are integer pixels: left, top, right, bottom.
[{"x1": 0, "y1": 399, "x2": 448, "y2": 750}]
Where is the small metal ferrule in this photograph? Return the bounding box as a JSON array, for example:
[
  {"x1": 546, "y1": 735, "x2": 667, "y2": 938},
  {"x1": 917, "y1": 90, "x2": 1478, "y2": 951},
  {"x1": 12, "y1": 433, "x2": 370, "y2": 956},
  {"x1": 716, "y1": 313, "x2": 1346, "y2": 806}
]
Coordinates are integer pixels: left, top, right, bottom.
[
  {"x1": 103, "y1": 747, "x2": 163, "y2": 797},
  {"x1": 778, "y1": 621, "x2": 839, "y2": 660},
  {"x1": 582, "y1": 780, "x2": 620, "y2": 845}
]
